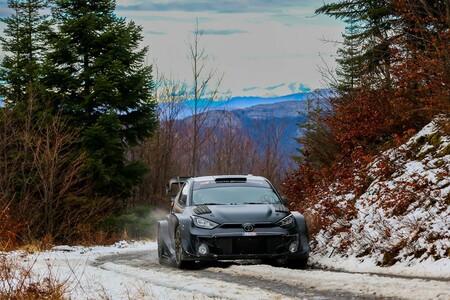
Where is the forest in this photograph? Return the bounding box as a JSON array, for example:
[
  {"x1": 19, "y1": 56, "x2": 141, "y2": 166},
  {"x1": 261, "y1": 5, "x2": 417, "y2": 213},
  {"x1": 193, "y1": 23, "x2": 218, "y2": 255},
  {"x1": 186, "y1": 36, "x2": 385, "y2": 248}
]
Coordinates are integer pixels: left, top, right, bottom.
[
  {"x1": 0, "y1": 0, "x2": 449, "y2": 251},
  {"x1": 284, "y1": 0, "x2": 450, "y2": 260}
]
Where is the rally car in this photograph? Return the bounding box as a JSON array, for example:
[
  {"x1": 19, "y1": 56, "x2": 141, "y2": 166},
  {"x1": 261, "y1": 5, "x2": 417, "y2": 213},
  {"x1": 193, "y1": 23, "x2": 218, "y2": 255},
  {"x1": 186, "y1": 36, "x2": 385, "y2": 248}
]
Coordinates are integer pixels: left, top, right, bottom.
[{"x1": 157, "y1": 175, "x2": 309, "y2": 269}]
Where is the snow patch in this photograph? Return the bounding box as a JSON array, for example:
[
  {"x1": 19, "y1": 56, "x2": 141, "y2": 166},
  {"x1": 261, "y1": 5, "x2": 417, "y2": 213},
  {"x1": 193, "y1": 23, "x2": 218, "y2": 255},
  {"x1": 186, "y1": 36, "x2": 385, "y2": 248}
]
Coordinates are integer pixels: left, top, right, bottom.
[{"x1": 312, "y1": 117, "x2": 450, "y2": 269}]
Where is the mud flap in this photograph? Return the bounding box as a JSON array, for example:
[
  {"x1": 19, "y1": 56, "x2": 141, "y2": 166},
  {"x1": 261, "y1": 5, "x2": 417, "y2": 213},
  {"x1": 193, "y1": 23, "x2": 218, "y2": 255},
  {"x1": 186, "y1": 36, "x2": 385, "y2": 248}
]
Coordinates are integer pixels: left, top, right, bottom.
[{"x1": 158, "y1": 220, "x2": 176, "y2": 262}]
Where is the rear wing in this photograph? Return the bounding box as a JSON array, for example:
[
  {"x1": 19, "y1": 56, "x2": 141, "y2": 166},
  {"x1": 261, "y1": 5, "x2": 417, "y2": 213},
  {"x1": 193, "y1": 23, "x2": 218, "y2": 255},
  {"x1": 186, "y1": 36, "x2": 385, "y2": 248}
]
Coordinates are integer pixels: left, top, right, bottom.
[{"x1": 166, "y1": 176, "x2": 190, "y2": 196}]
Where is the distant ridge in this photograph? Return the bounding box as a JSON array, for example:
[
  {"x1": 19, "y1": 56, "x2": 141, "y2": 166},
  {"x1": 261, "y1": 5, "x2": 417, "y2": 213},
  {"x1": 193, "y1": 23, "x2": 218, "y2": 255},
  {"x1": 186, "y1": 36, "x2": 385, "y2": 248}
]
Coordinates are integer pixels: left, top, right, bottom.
[
  {"x1": 177, "y1": 88, "x2": 333, "y2": 117},
  {"x1": 170, "y1": 91, "x2": 330, "y2": 167}
]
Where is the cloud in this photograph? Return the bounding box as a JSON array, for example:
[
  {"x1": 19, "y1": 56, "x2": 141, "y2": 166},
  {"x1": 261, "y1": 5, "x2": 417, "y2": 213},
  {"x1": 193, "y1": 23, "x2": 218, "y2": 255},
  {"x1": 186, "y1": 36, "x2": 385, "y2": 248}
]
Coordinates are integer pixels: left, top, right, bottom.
[
  {"x1": 202, "y1": 29, "x2": 247, "y2": 35},
  {"x1": 266, "y1": 83, "x2": 285, "y2": 91},
  {"x1": 117, "y1": 0, "x2": 316, "y2": 14},
  {"x1": 146, "y1": 30, "x2": 167, "y2": 35},
  {"x1": 243, "y1": 86, "x2": 259, "y2": 92}
]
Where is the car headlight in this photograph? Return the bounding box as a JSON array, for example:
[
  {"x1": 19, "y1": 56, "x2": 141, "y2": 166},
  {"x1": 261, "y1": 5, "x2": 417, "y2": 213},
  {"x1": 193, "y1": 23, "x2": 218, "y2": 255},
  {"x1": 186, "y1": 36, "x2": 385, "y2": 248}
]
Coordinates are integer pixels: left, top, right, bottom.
[
  {"x1": 192, "y1": 216, "x2": 219, "y2": 229},
  {"x1": 276, "y1": 214, "x2": 295, "y2": 228}
]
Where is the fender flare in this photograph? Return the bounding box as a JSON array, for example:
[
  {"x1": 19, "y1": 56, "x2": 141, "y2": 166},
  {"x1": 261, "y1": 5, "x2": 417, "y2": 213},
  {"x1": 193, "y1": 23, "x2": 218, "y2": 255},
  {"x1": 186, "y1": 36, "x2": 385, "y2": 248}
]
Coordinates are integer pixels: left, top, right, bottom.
[
  {"x1": 158, "y1": 220, "x2": 175, "y2": 259},
  {"x1": 174, "y1": 214, "x2": 195, "y2": 255},
  {"x1": 292, "y1": 211, "x2": 310, "y2": 255}
]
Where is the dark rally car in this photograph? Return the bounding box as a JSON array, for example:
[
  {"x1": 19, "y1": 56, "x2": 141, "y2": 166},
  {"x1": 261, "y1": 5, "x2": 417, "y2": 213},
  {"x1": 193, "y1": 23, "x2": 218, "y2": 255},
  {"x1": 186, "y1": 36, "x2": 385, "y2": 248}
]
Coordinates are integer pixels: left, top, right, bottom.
[{"x1": 157, "y1": 175, "x2": 310, "y2": 269}]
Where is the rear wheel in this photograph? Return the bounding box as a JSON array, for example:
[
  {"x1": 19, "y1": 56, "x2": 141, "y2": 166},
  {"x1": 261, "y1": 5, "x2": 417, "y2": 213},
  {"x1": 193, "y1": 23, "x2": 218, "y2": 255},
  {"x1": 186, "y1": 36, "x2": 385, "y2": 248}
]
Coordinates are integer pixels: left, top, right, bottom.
[{"x1": 174, "y1": 226, "x2": 195, "y2": 269}]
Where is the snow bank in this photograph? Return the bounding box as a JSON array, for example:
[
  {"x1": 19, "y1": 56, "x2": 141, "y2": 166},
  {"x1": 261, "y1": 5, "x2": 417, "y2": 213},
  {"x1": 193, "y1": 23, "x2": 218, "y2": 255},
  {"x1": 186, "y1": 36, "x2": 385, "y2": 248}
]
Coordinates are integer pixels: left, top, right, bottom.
[{"x1": 313, "y1": 116, "x2": 450, "y2": 272}]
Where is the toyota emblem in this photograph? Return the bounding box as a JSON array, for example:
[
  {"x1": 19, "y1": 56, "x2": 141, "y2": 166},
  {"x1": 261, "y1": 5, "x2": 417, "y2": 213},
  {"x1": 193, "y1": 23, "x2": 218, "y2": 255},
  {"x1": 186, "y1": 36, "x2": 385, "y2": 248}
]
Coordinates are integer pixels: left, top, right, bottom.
[{"x1": 243, "y1": 223, "x2": 255, "y2": 232}]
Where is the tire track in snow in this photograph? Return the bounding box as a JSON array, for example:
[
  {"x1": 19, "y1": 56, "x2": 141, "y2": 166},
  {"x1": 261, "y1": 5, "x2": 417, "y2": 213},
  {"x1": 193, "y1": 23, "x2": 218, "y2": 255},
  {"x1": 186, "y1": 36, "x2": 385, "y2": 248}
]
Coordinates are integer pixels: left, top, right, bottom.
[
  {"x1": 95, "y1": 250, "x2": 383, "y2": 300},
  {"x1": 94, "y1": 260, "x2": 295, "y2": 299}
]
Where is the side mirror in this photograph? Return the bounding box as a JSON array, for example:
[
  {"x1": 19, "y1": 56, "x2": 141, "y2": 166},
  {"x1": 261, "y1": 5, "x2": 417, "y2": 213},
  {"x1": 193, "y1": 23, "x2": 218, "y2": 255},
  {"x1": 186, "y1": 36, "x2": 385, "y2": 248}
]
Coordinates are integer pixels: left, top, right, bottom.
[{"x1": 281, "y1": 196, "x2": 289, "y2": 206}]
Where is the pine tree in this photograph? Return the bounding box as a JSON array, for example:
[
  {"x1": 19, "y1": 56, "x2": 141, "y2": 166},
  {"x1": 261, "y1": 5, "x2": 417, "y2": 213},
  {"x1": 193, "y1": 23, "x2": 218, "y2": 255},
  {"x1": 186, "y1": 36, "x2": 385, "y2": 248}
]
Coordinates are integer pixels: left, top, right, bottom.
[
  {"x1": 316, "y1": 0, "x2": 395, "y2": 86},
  {"x1": 42, "y1": 0, "x2": 157, "y2": 199},
  {"x1": 0, "y1": 0, "x2": 50, "y2": 105},
  {"x1": 334, "y1": 21, "x2": 365, "y2": 94}
]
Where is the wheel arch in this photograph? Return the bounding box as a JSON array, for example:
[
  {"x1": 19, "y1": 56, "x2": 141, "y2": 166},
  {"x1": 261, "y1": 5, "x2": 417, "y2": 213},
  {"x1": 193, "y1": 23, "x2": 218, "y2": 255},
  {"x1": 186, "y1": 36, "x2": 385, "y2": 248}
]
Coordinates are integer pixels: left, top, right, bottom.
[
  {"x1": 292, "y1": 211, "x2": 310, "y2": 255},
  {"x1": 173, "y1": 214, "x2": 194, "y2": 253},
  {"x1": 157, "y1": 219, "x2": 175, "y2": 259}
]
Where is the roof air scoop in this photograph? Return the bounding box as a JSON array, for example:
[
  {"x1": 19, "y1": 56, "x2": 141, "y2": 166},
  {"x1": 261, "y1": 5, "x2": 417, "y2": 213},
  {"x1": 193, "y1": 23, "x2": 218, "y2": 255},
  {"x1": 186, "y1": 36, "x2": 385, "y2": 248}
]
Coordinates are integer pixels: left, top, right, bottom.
[
  {"x1": 215, "y1": 177, "x2": 247, "y2": 183},
  {"x1": 194, "y1": 205, "x2": 212, "y2": 215}
]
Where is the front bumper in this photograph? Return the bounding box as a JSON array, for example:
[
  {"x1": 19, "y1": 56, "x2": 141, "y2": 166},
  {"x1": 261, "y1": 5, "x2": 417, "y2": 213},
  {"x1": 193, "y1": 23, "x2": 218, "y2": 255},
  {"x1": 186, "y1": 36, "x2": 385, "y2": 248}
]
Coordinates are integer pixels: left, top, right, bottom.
[{"x1": 179, "y1": 225, "x2": 309, "y2": 261}]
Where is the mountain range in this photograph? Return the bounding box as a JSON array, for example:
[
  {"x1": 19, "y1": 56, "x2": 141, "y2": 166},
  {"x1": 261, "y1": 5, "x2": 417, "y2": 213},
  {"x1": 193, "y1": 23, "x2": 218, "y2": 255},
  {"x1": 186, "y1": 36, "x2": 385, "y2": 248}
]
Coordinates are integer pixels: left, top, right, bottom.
[
  {"x1": 178, "y1": 88, "x2": 332, "y2": 118},
  {"x1": 176, "y1": 88, "x2": 332, "y2": 167}
]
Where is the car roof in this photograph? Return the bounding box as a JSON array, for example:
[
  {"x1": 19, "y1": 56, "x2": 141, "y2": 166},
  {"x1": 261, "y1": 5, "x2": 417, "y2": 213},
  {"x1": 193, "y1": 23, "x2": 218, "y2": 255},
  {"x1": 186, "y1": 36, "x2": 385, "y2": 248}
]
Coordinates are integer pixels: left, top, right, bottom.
[
  {"x1": 191, "y1": 175, "x2": 272, "y2": 189},
  {"x1": 190, "y1": 174, "x2": 266, "y2": 182}
]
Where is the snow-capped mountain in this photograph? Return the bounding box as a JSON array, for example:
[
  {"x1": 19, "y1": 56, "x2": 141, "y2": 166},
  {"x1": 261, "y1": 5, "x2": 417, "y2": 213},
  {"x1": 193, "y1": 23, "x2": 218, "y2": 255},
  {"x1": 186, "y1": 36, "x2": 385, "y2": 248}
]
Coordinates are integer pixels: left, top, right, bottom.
[
  {"x1": 240, "y1": 82, "x2": 313, "y2": 97},
  {"x1": 176, "y1": 88, "x2": 333, "y2": 118},
  {"x1": 155, "y1": 80, "x2": 323, "y2": 102}
]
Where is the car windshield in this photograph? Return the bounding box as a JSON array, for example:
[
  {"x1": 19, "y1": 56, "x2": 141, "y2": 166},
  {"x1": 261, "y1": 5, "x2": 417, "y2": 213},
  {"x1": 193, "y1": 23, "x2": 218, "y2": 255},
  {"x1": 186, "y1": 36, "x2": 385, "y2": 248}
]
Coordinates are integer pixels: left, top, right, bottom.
[{"x1": 192, "y1": 186, "x2": 281, "y2": 205}]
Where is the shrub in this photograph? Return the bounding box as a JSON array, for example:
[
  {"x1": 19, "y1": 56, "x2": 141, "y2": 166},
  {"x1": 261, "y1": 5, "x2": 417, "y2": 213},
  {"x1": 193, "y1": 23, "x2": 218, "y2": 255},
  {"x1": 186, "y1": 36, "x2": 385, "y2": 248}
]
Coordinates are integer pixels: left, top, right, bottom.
[
  {"x1": 0, "y1": 256, "x2": 67, "y2": 299},
  {"x1": 100, "y1": 205, "x2": 156, "y2": 239}
]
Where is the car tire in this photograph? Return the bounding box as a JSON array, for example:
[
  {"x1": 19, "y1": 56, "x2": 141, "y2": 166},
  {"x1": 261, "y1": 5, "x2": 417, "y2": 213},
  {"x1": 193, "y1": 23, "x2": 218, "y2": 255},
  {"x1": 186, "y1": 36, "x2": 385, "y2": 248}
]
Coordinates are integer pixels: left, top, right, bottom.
[
  {"x1": 174, "y1": 226, "x2": 195, "y2": 269},
  {"x1": 288, "y1": 257, "x2": 308, "y2": 269}
]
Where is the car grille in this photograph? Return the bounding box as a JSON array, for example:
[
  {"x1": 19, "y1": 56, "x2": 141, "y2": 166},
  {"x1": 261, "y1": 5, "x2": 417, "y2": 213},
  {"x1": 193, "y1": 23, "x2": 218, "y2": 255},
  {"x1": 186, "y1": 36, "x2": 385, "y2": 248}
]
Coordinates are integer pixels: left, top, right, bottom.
[
  {"x1": 210, "y1": 236, "x2": 288, "y2": 255},
  {"x1": 219, "y1": 223, "x2": 274, "y2": 229}
]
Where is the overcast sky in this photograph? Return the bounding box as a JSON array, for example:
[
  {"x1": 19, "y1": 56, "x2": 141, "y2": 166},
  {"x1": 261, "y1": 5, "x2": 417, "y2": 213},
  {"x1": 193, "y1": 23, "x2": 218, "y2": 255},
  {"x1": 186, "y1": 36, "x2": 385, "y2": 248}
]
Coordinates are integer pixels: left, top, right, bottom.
[{"x1": 0, "y1": 0, "x2": 345, "y2": 97}]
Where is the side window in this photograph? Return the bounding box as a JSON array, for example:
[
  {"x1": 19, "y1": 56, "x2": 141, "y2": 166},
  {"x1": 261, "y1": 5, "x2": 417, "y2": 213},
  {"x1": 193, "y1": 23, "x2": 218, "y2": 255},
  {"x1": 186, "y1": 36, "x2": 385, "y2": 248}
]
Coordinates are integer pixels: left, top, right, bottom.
[{"x1": 176, "y1": 181, "x2": 190, "y2": 208}]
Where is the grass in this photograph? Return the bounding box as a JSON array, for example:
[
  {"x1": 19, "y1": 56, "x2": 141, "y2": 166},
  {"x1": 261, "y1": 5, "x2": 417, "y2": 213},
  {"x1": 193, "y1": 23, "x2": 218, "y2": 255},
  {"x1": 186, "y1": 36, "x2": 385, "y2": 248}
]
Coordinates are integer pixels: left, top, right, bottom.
[
  {"x1": 0, "y1": 255, "x2": 68, "y2": 299},
  {"x1": 0, "y1": 238, "x2": 157, "y2": 300}
]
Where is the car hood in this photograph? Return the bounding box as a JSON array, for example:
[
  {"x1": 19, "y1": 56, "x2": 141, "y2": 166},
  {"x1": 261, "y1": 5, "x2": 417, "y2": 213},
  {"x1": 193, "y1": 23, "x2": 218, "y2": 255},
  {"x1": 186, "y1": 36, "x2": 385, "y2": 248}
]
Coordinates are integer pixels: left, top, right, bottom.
[{"x1": 190, "y1": 204, "x2": 290, "y2": 224}]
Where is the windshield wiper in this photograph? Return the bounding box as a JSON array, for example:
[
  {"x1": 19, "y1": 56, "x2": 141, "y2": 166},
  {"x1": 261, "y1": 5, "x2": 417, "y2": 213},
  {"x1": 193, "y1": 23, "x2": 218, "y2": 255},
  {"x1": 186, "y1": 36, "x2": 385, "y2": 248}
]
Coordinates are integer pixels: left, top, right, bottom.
[
  {"x1": 198, "y1": 202, "x2": 224, "y2": 205},
  {"x1": 243, "y1": 202, "x2": 261, "y2": 205}
]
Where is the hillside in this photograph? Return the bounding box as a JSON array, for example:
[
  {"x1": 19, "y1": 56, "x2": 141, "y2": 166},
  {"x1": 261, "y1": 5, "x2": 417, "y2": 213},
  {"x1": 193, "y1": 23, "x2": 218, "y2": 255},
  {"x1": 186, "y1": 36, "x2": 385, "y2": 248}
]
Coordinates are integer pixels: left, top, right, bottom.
[
  {"x1": 168, "y1": 90, "x2": 330, "y2": 167},
  {"x1": 233, "y1": 100, "x2": 312, "y2": 119},
  {"x1": 232, "y1": 100, "x2": 310, "y2": 157},
  {"x1": 304, "y1": 116, "x2": 449, "y2": 268},
  {"x1": 178, "y1": 99, "x2": 314, "y2": 165}
]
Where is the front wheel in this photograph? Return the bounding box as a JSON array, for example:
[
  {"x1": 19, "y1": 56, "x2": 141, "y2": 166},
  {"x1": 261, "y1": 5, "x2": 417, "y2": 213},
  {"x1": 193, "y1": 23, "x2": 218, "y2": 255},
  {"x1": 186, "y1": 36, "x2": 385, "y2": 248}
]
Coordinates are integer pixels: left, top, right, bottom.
[{"x1": 174, "y1": 226, "x2": 195, "y2": 269}]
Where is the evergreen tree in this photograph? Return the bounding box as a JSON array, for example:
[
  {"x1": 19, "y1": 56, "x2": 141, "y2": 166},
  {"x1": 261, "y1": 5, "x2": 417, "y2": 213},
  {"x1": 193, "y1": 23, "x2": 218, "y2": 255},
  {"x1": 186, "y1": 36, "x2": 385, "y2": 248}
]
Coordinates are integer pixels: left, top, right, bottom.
[
  {"x1": 42, "y1": 0, "x2": 157, "y2": 199},
  {"x1": 316, "y1": 0, "x2": 395, "y2": 86},
  {"x1": 334, "y1": 21, "x2": 365, "y2": 94},
  {"x1": 0, "y1": 0, "x2": 50, "y2": 105}
]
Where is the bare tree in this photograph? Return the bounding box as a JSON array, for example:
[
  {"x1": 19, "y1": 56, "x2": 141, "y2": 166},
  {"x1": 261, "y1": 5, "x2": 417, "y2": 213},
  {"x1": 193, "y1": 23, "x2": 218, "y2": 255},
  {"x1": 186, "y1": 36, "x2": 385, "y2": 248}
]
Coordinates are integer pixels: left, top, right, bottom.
[
  {"x1": 187, "y1": 20, "x2": 227, "y2": 176},
  {"x1": 253, "y1": 116, "x2": 292, "y2": 186},
  {"x1": 131, "y1": 70, "x2": 186, "y2": 206},
  {"x1": 202, "y1": 111, "x2": 258, "y2": 175},
  {"x1": 0, "y1": 88, "x2": 111, "y2": 243}
]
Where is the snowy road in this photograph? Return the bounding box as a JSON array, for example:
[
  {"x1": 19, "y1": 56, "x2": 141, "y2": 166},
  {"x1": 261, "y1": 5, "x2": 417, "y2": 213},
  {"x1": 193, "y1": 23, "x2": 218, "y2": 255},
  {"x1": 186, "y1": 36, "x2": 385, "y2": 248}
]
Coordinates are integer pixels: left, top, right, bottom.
[
  {"x1": 94, "y1": 250, "x2": 358, "y2": 299},
  {"x1": 11, "y1": 241, "x2": 449, "y2": 299},
  {"x1": 90, "y1": 247, "x2": 449, "y2": 300}
]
